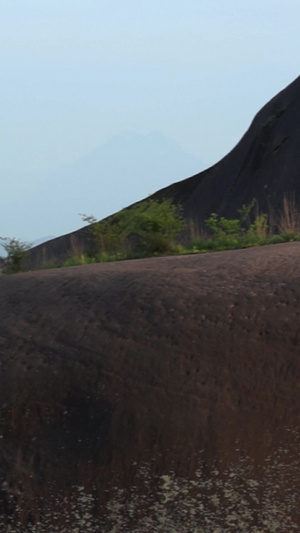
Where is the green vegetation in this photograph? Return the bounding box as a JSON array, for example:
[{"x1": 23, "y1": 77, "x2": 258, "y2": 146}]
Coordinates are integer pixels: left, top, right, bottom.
[
  {"x1": 74, "y1": 195, "x2": 300, "y2": 264},
  {"x1": 2, "y1": 195, "x2": 300, "y2": 274},
  {"x1": 0, "y1": 237, "x2": 32, "y2": 273},
  {"x1": 188, "y1": 196, "x2": 300, "y2": 254},
  {"x1": 80, "y1": 198, "x2": 186, "y2": 260},
  {"x1": 195, "y1": 199, "x2": 269, "y2": 251}
]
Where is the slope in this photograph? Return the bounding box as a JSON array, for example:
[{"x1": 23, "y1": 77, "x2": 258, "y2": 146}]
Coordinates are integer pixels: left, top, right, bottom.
[{"x1": 26, "y1": 75, "x2": 300, "y2": 268}]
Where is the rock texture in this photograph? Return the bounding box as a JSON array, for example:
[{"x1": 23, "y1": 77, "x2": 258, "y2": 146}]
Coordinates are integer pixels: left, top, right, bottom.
[
  {"x1": 1, "y1": 243, "x2": 300, "y2": 530},
  {"x1": 156, "y1": 75, "x2": 300, "y2": 227},
  {"x1": 26, "y1": 75, "x2": 300, "y2": 269}
]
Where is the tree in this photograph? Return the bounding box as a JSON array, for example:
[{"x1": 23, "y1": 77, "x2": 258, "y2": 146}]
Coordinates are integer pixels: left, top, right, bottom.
[
  {"x1": 124, "y1": 198, "x2": 185, "y2": 254},
  {"x1": 0, "y1": 237, "x2": 32, "y2": 273}
]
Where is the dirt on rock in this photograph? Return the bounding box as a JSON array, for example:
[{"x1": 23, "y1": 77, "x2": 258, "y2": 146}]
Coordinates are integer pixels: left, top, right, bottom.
[{"x1": 1, "y1": 243, "x2": 300, "y2": 531}]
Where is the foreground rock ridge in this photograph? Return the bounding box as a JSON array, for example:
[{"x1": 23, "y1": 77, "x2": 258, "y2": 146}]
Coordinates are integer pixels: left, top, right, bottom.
[
  {"x1": 27, "y1": 75, "x2": 300, "y2": 268},
  {"x1": 1, "y1": 242, "x2": 300, "y2": 530}
]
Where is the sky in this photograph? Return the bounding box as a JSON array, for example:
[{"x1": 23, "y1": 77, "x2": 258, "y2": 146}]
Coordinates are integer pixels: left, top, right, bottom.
[{"x1": 1, "y1": 0, "x2": 300, "y2": 243}]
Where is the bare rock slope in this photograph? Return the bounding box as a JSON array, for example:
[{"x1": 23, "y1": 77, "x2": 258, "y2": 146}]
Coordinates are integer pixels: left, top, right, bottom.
[
  {"x1": 157, "y1": 75, "x2": 300, "y2": 226},
  {"x1": 1, "y1": 243, "x2": 300, "y2": 530}
]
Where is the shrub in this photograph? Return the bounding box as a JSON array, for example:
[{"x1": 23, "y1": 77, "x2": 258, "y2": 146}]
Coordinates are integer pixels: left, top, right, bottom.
[
  {"x1": 247, "y1": 213, "x2": 268, "y2": 240},
  {"x1": 205, "y1": 200, "x2": 267, "y2": 244},
  {"x1": 205, "y1": 213, "x2": 241, "y2": 240}
]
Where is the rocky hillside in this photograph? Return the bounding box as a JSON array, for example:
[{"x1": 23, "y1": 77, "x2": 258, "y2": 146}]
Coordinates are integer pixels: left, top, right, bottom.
[{"x1": 27, "y1": 75, "x2": 300, "y2": 268}]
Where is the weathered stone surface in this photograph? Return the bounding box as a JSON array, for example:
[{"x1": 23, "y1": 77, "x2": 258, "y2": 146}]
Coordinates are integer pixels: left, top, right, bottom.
[
  {"x1": 1, "y1": 243, "x2": 300, "y2": 530},
  {"x1": 155, "y1": 75, "x2": 300, "y2": 228}
]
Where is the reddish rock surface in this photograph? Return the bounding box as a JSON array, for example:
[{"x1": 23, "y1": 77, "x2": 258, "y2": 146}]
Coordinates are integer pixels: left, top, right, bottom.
[{"x1": 1, "y1": 243, "x2": 300, "y2": 530}]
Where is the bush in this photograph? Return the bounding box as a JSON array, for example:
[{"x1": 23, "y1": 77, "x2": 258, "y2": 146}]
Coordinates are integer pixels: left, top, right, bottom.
[
  {"x1": 205, "y1": 199, "x2": 269, "y2": 245},
  {"x1": 81, "y1": 198, "x2": 185, "y2": 259},
  {"x1": 123, "y1": 198, "x2": 185, "y2": 255}
]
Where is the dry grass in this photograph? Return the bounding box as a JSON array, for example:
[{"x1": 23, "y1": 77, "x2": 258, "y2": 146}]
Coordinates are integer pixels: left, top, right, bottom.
[
  {"x1": 278, "y1": 194, "x2": 300, "y2": 234},
  {"x1": 186, "y1": 194, "x2": 300, "y2": 256},
  {"x1": 250, "y1": 202, "x2": 269, "y2": 240}
]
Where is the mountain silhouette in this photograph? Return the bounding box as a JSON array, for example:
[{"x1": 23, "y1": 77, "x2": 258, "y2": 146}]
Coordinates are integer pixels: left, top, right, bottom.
[{"x1": 34, "y1": 130, "x2": 203, "y2": 236}]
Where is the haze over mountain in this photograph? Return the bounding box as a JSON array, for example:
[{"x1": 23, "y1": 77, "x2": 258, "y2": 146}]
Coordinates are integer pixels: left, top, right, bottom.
[
  {"x1": 39, "y1": 130, "x2": 203, "y2": 234},
  {"x1": 0, "y1": 131, "x2": 203, "y2": 250},
  {"x1": 40, "y1": 131, "x2": 201, "y2": 234}
]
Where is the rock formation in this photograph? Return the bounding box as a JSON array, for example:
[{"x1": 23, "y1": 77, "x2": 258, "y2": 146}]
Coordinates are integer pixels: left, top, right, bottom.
[
  {"x1": 1, "y1": 243, "x2": 300, "y2": 530},
  {"x1": 26, "y1": 75, "x2": 300, "y2": 269},
  {"x1": 156, "y1": 75, "x2": 300, "y2": 227}
]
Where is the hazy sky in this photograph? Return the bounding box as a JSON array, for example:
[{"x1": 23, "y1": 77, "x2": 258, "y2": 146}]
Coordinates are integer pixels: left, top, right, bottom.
[{"x1": 1, "y1": 0, "x2": 300, "y2": 241}]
